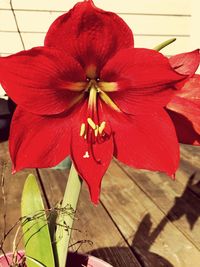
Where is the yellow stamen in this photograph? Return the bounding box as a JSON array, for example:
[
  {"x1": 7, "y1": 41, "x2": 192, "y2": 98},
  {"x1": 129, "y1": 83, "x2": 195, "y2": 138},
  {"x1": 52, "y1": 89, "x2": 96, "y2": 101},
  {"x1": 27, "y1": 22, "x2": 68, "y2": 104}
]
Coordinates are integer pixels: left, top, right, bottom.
[
  {"x1": 87, "y1": 118, "x2": 96, "y2": 130},
  {"x1": 98, "y1": 82, "x2": 118, "y2": 92},
  {"x1": 80, "y1": 123, "x2": 86, "y2": 137},
  {"x1": 95, "y1": 126, "x2": 99, "y2": 137},
  {"x1": 99, "y1": 91, "x2": 121, "y2": 112},
  {"x1": 61, "y1": 82, "x2": 86, "y2": 92},
  {"x1": 99, "y1": 121, "x2": 106, "y2": 134},
  {"x1": 88, "y1": 86, "x2": 97, "y2": 108}
]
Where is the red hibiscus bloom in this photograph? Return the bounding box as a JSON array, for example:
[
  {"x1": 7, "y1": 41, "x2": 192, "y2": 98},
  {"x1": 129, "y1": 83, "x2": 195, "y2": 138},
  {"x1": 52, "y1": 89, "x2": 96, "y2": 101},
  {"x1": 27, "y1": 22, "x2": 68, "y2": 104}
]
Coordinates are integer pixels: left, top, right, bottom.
[
  {"x1": 167, "y1": 50, "x2": 200, "y2": 145},
  {"x1": 0, "y1": 0, "x2": 199, "y2": 203}
]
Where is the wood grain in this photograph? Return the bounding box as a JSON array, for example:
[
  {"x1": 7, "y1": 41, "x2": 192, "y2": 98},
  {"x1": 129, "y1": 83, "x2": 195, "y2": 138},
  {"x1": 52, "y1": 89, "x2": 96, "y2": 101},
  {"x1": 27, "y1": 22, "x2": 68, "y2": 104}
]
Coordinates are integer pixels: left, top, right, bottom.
[
  {"x1": 100, "y1": 160, "x2": 200, "y2": 267},
  {"x1": 38, "y1": 168, "x2": 141, "y2": 267}
]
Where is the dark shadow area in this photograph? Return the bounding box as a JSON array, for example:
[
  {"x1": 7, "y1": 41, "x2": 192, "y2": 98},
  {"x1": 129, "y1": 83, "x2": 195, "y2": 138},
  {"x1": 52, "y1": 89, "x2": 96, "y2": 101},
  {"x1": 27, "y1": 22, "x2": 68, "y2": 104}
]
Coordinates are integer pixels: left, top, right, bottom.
[
  {"x1": 166, "y1": 109, "x2": 200, "y2": 145},
  {"x1": 88, "y1": 173, "x2": 200, "y2": 266},
  {"x1": 167, "y1": 172, "x2": 200, "y2": 230},
  {"x1": 66, "y1": 252, "x2": 89, "y2": 267},
  {"x1": 0, "y1": 98, "x2": 16, "y2": 142},
  {"x1": 88, "y1": 213, "x2": 174, "y2": 267}
]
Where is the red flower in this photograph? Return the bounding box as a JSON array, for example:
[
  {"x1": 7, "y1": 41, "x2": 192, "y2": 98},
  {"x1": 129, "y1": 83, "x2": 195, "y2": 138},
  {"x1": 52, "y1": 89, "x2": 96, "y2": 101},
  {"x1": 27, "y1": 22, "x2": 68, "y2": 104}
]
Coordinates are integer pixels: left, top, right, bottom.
[
  {"x1": 167, "y1": 50, "x2": 200, "y2": 145},
  {"x1": 0, "y1": 0, "x2": 199, "y2": 203}
]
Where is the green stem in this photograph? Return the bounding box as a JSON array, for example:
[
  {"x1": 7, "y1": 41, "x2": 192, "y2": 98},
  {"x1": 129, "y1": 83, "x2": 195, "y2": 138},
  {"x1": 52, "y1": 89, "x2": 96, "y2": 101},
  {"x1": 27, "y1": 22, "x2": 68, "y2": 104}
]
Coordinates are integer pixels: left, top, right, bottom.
[
  {"x1": 55, "y1": 163, "x2": 82, "y2": 267},
  {"x1": 153, "y1": 38, "x2": 176, "y2": 51}
]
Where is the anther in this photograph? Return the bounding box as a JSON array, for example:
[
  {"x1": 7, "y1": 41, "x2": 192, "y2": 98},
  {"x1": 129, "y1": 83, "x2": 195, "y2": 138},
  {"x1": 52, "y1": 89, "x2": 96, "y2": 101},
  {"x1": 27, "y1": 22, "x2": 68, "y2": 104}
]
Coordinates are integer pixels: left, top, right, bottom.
[
  {"x1": 80, "y1": 123, "x2": 86, "y2": 136},
  {"x1": 87, "y1": 118, "x2": 96, "y2": 130},
  {"x1": 95, "y1": 126, "x2": 99, "y2": 137},
  {"x1": 99, "y1": 121, "x2": 106, "y2": 134}
]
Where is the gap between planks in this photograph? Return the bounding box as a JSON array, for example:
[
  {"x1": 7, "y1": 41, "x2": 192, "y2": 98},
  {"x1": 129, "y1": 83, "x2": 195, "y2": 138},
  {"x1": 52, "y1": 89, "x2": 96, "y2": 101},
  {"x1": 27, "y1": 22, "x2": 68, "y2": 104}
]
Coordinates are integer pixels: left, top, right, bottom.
[{"x1": 38, "y1": 168, "x2": 142, "y2": 267}]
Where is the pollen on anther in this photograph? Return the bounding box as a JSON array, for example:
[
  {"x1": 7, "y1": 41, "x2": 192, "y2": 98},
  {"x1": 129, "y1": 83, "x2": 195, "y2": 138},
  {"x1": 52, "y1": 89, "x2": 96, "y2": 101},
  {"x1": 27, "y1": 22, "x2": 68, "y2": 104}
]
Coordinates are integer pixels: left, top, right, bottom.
[
  {"x1": 95, "y1": 126, "x2": 99, "y2": 137},
  {"x1": 99, "y1": 121, "x2": 106, "y2": 134},
  {"x1": 87, "y1": 118, "x2": 96, "y2": 130},
  {"x1": 80, "y1": 123, "x2": 86, "y2": 136}
]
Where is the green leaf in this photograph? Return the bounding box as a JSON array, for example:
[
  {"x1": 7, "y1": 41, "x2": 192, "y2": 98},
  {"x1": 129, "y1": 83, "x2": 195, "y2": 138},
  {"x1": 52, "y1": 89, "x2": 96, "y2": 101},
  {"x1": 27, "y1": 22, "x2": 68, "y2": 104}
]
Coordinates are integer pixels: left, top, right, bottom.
[
  {"x1": 21, "y1": 174, "x2": 55, "y2": 267},
  {"x1": 52, "y1": 156, "x2": 72, "y2": 170}
]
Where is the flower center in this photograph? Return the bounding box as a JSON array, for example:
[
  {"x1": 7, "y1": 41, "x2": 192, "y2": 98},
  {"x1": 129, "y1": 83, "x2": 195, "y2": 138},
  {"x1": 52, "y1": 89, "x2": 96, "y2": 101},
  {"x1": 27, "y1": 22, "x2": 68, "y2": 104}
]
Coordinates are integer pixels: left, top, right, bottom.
[
  {"x1": 79, "y1": 78, "x2": 118, "y2": 162},
  {"x1": 79, "y1": 79, "x2": 106, "y2": 140}
]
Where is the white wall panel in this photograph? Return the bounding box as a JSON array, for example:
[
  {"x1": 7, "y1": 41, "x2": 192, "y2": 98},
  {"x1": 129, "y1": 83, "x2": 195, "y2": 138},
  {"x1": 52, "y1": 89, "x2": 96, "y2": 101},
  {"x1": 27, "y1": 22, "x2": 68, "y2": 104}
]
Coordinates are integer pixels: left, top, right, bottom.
[
  {"x1": 0, "y1": 0, "x2": 196, "y2": 94},
  {"x1": 21, "y1": 32, "x2": 190, "y2": 57},
  {"x1": 0, "y1": 10, "x2": 17, "y2": 31},
  {"x1": 121, "y1": 14, "x2": 190, "y2": 36},
  {"x1": 0, "y1": 0, "x2": 10, "y2": 9},
  {"x1": 0, "y1": 32, "x2": 23, "y2": 54},
  {"x1": 191, "y1": 0, "x2": 200, "y2": 73},
  {"x1": 135, "y1": 36, "x2": 190, "y2": 55},
  {"x1": 0, "y1": 0, "x2": 194, "y2": 56},
  {"x1": 11, "y1": 0, "x2": 191, "y2": 15},
  {"x1": 15, "y1": 11, "x2": 190, "y2": 36},
  {"x1": 21, "y1": 33, "x2": 45, "y2": 49},
  {"x1": 15, "y1": 11, "x2": 61, "y2": 32}
]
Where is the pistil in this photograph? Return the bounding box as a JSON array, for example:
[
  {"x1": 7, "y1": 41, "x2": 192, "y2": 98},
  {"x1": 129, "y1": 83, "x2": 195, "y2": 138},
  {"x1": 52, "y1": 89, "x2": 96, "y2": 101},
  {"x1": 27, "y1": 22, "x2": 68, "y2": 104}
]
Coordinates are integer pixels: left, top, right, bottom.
[{"x1": 79, "y1": 79, "x2": 118, "y2": 142}]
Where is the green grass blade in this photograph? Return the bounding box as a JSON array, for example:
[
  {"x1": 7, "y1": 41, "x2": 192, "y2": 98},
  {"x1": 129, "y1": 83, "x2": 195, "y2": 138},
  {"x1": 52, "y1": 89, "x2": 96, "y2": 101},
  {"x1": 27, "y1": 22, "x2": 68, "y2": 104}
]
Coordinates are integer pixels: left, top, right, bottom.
[{"x1": 21, "y1": 174, "x2": 55, "y2": 267}]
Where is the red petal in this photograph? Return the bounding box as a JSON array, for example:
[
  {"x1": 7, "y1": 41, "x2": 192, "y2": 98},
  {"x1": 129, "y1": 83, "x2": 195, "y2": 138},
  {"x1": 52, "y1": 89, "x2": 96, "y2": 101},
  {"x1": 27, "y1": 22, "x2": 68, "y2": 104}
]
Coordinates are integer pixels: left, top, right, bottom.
[
  {"x1": 9, "y1": 107, "x2": 72, "y2": 171},
  {"x1": 101, "y1": 48, "x2": 186, "y2": 114},
  {"x1": 108, "y1": 108, "x2": 179, "y2": 175},
  {"x1": 166, "y1": 109, "x2": 200, "y2": 145},
  {"x1": 70, "y1": 102, "x2": 114, "y2": 204},
  {"x1": 0, "y1": 47, "x2": 85, "y2": 115},
  {"x1": 45, "y1": 1, "x2": 134, "y2": 75},
  {"x1": 167, "y1": 75, "x2": 200, "y2": 145},
  {"x1": 169, "y1": 50, "x2": 200, "y2": 76}
]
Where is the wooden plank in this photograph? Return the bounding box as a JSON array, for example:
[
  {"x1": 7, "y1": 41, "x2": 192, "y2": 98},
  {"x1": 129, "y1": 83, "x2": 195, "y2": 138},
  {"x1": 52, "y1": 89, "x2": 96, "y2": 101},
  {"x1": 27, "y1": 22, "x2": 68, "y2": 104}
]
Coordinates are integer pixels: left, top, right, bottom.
[
  {"x1": 114, "y1": 140, "x2": 200, "y2": 240},
  {"x1": 116, "y1": 162, "x2": 200, "y2": 249},
  {"x1": 100, "y1": 161, "x2": 200, "y2": 266},
  {"x1": 176, "y1": 145, "x2": 200, "y2": 197},
  {"x1": 0, "y1": 32, "x2": 23, "y2": 53},
  {"x1": 38, "y1": 168, "x2": 141, "y2": 267},
  {"x1": 0, "y1": 142, "x2": 38, "y2": 254},
  {"x1": 11, "y1": 0, "x2": 191, "y2": 15},
  {"x1": 15, "y1": 11, "x2": 190, "y2": 36},
  {"x1": 0, "y1": 142, "x2": 10, "y2": 162}
]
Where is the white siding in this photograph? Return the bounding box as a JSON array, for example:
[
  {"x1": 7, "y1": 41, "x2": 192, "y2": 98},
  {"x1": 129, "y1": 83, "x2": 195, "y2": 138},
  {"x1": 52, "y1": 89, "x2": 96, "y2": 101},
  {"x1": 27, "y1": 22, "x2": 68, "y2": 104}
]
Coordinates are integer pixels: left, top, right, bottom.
[
  {"x1": 11, "y1": 0, "x2": 191, "y2": 15},
  {"x1": 0, "y1": 0, "x2": 196, "y2": 95},
  {"x1": 191, "y1": 0, "x2": 200, "y2": 73},
  {"x1": 0, "y1": 0, "x2": 193, "y2": 56}
]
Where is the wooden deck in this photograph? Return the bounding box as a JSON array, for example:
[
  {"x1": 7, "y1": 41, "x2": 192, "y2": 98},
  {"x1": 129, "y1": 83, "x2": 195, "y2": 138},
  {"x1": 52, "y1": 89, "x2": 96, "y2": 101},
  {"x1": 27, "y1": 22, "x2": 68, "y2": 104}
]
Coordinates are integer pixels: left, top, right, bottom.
[{"x1": 0, "y1": 141, "x2": 200, "y2": 267}]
